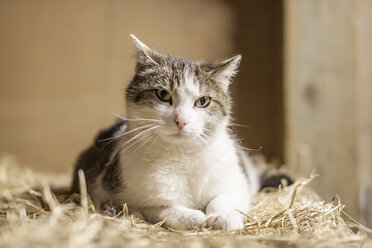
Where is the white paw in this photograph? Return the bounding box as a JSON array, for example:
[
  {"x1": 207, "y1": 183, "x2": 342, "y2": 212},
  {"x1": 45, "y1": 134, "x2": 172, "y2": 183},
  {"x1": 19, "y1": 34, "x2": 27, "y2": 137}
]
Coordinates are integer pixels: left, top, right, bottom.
[
  {"x1": 206, "y1": 212, "x2": 244, "y2": 231},
  {"x1": 165, "y1": 209, "x2": 206, "y2": 230}
]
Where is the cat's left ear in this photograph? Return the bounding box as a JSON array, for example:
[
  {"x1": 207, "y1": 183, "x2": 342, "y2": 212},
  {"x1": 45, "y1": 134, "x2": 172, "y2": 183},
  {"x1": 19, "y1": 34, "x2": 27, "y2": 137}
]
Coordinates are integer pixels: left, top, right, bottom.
[{"x1": 201, "y1": 55, "x2": 242, "y2": 91}]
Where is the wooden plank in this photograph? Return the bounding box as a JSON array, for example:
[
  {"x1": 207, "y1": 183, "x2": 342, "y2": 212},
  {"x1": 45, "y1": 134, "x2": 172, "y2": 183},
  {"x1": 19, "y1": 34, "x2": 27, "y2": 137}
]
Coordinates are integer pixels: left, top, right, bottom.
[
  {"x1": 356, "y1": 0, "x2": 372, "y2": 228},
  {"x1": 231, "y1": 0, "x2": 284, "y2": 163},
  {"x1": 284, "y1": 0, "x2": 359, "y2": 218}
]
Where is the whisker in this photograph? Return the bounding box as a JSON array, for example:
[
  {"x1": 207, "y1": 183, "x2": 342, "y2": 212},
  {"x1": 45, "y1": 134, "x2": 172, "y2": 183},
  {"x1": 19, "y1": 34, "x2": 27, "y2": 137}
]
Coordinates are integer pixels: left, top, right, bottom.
[
  {"x1": 124, "y1": 125, "x2": 159, "y2": 147},
  {"x1": 200, "y1": 132, "x2": 208, "y2": 138},
  {"x1": 98, "y1": 123, "x2": 155, "y2": 143},
  {"x1": 236, "y1": 144, "x2": 262, "y2": 152},
  {"x1": 130, "y1": 132, "x2": 158, "y2": 156},
  {"x1": 125, "y1": 118, "x2": 163, "y2": 123},
  {"x1": 131, "y1": 129, "x2": 156, "y2": 148},
  {"x1": 229, "y1": 123, "x2": 251, "y2": 128},
  {"x1": 195, "y1": 139, "x2": 203, "y2": 147},
  {"x1": 120, "y1": 129, "x2": 158, "y2": 159},
  {"x1": 145, "y1": 133, "x2": 159, "y2": 152},
  {"x1": 109, "y1": 111, "x2": 163, "y2": 123},
  {"x1": 122, "y1": 133, "x2": 157, "y2": 162},
  {"x1": 198, "y1": 134, "x2": 208, "y2": 145},
  {"x1": 97, "y1": 123, "x2": 157, "y2": 150},
  {"x1": 201, "y1": 129, "x2": 212, "y2": 139},
  {"x1": 202, "y1": 126, "x2": 213, "y2": 136},
  {"x1": 195, "y1": 138, "x2": 206, "y2": 147}
]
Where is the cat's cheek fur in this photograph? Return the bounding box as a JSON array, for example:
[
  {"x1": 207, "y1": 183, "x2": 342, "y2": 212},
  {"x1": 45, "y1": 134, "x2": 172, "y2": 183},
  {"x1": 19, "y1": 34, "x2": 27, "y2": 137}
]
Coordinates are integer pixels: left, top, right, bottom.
[{"x1": 126, "y1": 103, "x2": 161, "y2": 122}]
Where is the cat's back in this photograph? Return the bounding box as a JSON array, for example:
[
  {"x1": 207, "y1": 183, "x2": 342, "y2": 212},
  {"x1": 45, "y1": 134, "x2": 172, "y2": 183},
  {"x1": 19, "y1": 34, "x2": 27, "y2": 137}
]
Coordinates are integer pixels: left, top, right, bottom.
[{"x1": 70, "y1": 119, "x2": 126, "y2": 195}]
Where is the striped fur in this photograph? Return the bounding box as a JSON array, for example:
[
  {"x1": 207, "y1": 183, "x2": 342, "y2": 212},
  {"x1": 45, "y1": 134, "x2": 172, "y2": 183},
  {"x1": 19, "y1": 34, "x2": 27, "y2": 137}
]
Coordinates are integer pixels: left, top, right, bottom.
[{"x1": 72, "y1": 35, "x2": 263, "y2": 231}]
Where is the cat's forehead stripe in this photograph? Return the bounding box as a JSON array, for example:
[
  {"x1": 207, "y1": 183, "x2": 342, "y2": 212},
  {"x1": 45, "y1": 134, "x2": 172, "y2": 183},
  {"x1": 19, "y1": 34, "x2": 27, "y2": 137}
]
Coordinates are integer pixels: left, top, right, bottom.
[
  {"x1": 171, "y1": 63, "x2": 184, "y2": 90},
  {"x1": 126, "y1": 54, "x2": 231, "y2": 117},
  {"x1": 182, "y1": 69, "x2": 200, "y2": 96}
]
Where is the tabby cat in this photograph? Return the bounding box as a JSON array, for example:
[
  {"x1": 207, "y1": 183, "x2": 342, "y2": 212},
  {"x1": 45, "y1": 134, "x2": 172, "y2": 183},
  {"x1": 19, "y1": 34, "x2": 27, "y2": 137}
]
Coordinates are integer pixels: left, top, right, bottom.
[{"x1": 71, "y1": 35, "x2": 291, "y2": 231}]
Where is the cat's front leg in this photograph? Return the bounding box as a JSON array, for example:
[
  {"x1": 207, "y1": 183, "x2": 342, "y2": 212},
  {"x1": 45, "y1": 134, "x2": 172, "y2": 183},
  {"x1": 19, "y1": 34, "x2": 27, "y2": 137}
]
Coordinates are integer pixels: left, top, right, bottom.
[
  {"x1": 205, "y1": 193, "x2": 249, "y2": 231},
  {"x1": 141, "y1": 206, "x2": 206, "y2": 230}
]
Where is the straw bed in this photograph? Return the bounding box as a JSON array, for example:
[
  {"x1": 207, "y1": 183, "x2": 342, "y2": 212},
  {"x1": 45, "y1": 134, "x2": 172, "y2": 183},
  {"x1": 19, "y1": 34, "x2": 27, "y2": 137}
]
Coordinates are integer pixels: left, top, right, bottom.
[{"x1": 0, "y1": 155, "x2": 371, "y2": 248}]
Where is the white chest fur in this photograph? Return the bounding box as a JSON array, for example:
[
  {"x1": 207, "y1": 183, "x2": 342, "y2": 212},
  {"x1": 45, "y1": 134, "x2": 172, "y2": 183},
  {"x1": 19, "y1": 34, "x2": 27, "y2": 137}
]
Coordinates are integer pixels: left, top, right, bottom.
[{"x1": 115, "y1": 128, "x2": 249, "y2": 211}]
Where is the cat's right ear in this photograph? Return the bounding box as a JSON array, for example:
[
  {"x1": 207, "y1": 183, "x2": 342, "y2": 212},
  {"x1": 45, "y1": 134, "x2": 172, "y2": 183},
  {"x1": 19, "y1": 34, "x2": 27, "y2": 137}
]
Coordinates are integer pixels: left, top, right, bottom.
[{"x1": 130, "y1": 34, "x2": 162, "y2": 72}]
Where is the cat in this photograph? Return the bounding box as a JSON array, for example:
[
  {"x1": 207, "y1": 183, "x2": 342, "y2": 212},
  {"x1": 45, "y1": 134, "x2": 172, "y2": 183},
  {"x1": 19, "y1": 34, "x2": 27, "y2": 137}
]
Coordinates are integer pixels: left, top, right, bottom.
[{"x1": 71, "y1": 34, "x2": 291, "y2": 231}]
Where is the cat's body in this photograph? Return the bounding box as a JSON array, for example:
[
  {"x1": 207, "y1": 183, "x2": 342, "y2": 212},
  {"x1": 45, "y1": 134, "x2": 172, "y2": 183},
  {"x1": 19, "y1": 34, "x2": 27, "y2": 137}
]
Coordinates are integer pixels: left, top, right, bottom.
[
  {"x1": 71, "y1": 35, "x2": 287, "y2": 231},
  {"x1": 72, "y1": 118, "x2": 260, "y2": 230}
]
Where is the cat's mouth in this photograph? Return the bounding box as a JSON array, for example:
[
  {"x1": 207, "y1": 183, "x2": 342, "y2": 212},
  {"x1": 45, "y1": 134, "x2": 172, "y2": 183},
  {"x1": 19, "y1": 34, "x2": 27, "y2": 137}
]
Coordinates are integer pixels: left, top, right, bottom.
[
  {"x1": 172, "y1": 131, "x2": 188, "y2": 138},
  {"x1": 166, "y1": 129, "x2": 198, "y2": 141},
  {"x1": 158, "y1": 126, "x2": 199, "y2": 142}
]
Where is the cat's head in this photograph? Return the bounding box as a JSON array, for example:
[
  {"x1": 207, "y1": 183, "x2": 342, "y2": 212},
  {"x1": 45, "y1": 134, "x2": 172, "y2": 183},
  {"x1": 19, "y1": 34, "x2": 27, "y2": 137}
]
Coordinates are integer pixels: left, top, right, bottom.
[{"x1": 125, "y1": 35, "x2": 241, "y2": 145}]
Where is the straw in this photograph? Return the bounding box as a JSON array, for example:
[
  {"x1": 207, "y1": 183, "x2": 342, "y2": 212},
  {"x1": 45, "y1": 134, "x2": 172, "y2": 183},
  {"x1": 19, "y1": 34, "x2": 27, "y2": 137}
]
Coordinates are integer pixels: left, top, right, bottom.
[{"x1": 0, "y1": 154, "x2": 371, "y2": 248}]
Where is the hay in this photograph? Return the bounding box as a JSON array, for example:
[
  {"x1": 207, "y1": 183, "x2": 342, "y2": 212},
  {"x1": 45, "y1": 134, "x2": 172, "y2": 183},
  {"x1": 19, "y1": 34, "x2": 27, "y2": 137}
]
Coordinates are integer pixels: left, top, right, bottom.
[{"x1": 0, "y1": 155, "x2": 371, "y2": 248}]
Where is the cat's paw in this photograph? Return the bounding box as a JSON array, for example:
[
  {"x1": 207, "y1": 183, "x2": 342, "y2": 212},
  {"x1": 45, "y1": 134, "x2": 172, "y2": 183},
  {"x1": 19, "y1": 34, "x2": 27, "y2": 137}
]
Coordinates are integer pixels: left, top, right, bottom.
[
  {"x1": 206, "y1": 212, "x2": 244, "y2": 231},
  {"x1": 165, "y1": 209, "x2": 206, "y2": 230}
]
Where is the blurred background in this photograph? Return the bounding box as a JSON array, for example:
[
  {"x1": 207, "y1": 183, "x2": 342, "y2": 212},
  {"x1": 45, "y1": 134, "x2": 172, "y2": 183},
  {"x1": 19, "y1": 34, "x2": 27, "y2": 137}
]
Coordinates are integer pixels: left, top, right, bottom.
[{"x1": 0, "y1": 0, "x2": 371, "y2": 227}]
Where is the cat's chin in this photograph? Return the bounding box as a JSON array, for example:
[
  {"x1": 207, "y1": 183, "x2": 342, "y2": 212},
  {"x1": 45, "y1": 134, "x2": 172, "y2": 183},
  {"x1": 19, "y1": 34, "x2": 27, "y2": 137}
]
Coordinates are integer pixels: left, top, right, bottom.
[{"x1": 159, "y1": 131, "x2": 200, "y2": 145}]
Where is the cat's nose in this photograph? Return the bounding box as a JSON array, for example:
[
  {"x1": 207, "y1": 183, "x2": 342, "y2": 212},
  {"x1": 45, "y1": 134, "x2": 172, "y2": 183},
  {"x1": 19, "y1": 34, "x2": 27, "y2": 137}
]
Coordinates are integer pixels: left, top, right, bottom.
[{"x1": 174, "y1": 117, "x2": 188, "y2": 130}]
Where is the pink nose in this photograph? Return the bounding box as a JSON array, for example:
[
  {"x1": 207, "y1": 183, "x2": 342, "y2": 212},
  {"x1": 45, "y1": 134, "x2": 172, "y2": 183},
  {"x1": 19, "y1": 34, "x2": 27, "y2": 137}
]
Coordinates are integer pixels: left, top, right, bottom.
[{"x1": 174, "y1": 117, "x2": 188, "y2": 130}]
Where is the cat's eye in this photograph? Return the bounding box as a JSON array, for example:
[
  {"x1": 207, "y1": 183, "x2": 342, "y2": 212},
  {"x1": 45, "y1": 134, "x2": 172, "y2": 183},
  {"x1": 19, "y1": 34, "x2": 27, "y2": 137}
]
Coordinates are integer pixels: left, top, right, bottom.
[
  {"x1": 195, "y1": 96, "x2": 211, "y2": 108},
  {"x1": 155, "y1": 89, "x2": 172, "y2": 102}
]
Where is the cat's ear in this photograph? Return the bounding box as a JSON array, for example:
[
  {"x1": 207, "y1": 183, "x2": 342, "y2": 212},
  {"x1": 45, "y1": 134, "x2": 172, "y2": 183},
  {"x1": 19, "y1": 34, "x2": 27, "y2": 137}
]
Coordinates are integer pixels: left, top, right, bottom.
[
  {"x1": 201, "y1": 55, "x2": 242, "y2": 91},
  {"x1": 130, "y1": 34, "x2": 163, "y2": 71}
]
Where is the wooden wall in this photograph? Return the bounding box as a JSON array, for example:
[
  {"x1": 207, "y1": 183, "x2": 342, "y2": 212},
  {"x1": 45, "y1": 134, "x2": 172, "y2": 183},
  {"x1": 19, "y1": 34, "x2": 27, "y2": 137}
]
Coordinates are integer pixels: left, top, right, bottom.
[
  {"x1": 355, "y1": 0, "x2": 372, "y2": 228},
  {"x1": 285, "y1": 0, "x2": 372, "y2": 224},
  {"x1": 0, "y1": 0, "x2": 284, "y2": 172},
  {"x1": 231, "y1": 1, "x2": 284, "y2": 163},
  {"x1": 0, "y1": 0, "x2": 235, "y2": 173}
]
